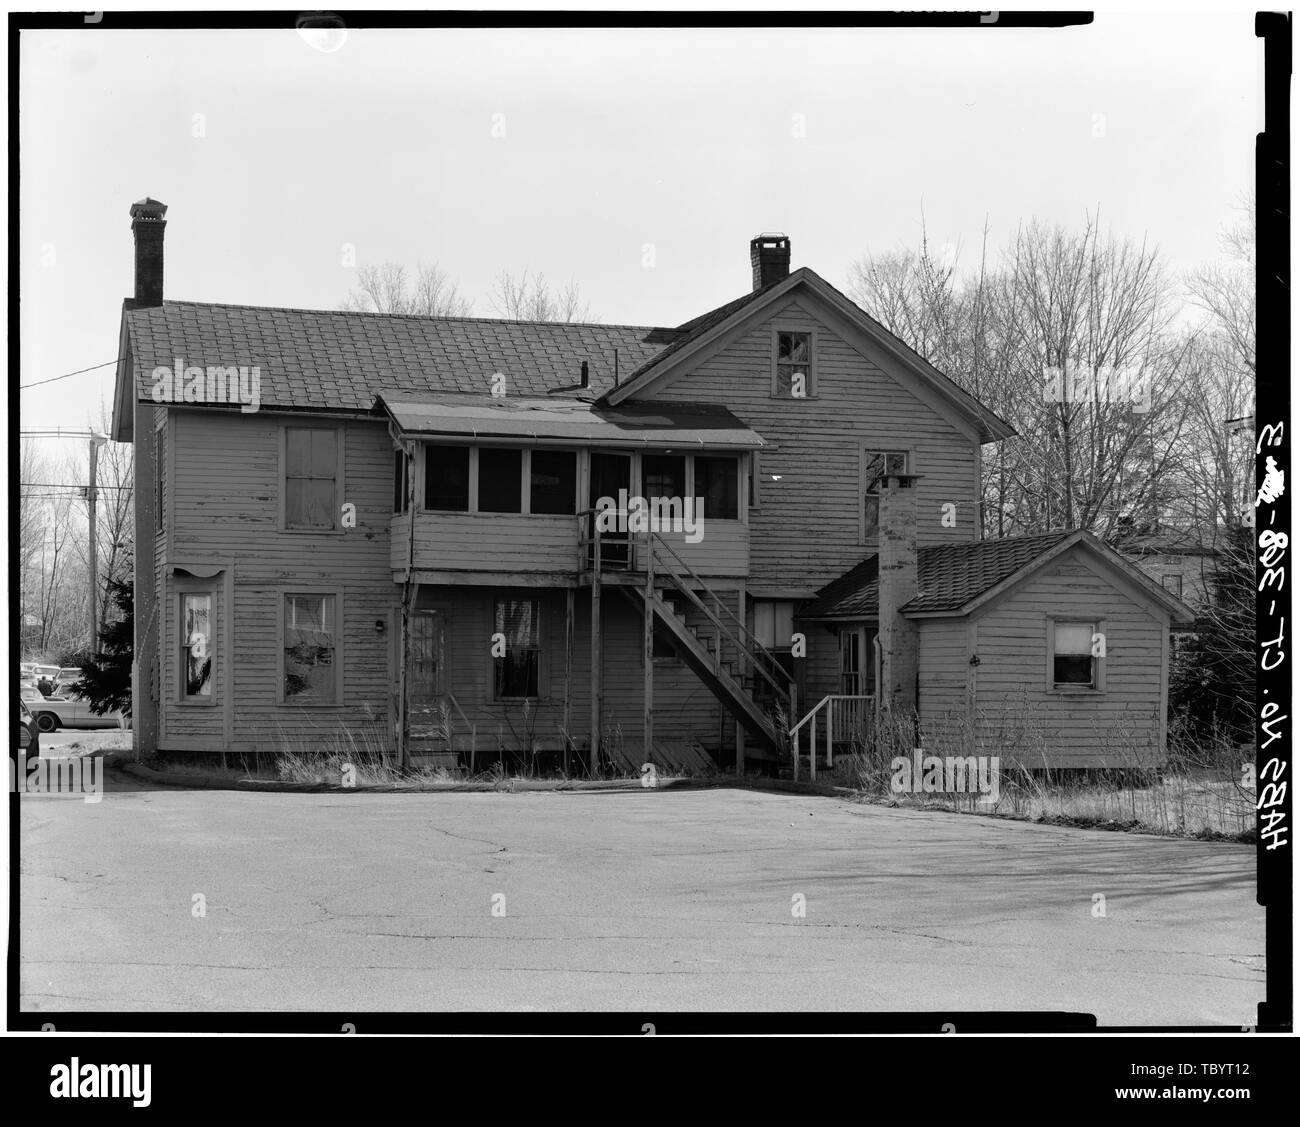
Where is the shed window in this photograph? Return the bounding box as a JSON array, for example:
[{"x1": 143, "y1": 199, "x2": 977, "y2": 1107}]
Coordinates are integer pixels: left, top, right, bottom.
[
  {"x1": 1052, "y1": 621, "x2": 1098, "y2": 688},
  {"x1": 530, "y1": 450, "x2": 577, "y2": 515},
  {"x1": 285, "y1": 427, "x2": 338, "y2": 529},
  {"x1": 284, "y1": 594, "x2": 338, "y2": 703},
  {"x1": 479, "y1": 448, "x2": 523, "y2": 513},
  {"x1": 494, "y1": 598, "x2": 540, "y2": 699},
  {"x1": 424, "y1": 445, "x2": 469, "y2": 511}
]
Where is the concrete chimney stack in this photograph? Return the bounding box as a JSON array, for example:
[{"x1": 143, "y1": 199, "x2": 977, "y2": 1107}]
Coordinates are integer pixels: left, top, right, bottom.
[{"x1": 877, "y1": 471, "x2": 921, "y2": 719}]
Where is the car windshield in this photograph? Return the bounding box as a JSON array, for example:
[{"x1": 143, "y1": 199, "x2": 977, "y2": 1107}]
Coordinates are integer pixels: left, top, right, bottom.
[{"x1": 19, "y1": 699, "x2": 31, "y2": 719}]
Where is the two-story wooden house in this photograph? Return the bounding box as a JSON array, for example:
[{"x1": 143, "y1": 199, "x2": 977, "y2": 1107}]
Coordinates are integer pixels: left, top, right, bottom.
[{"x1": 111, "y1": 202, "x2": 1193, "y2": 775}]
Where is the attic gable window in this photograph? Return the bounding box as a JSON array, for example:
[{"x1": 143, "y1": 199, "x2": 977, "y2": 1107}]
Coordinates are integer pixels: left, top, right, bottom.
[
  {"x1": 285, "y1": 427, "x2": 339, "y2": 530},
  {"x1": 773, "y1": 330, "x2": 813, "y2": 398}
]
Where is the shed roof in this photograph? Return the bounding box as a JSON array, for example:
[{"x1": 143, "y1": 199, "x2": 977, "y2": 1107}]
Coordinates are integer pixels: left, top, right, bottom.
[{"x1": 377, "y1": 390, "x2": 766, "y2": 448}]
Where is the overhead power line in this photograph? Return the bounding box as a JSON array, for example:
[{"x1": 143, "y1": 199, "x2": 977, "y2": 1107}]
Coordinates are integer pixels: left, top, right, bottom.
[{"x1": 20, "y1": 358, "x2": 125, "y2": 389}]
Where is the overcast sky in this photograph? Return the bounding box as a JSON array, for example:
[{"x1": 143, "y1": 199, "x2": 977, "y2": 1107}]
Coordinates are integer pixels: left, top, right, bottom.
[{"x1": 18, "y1": 13, "x2": 1258, "y2": 432}]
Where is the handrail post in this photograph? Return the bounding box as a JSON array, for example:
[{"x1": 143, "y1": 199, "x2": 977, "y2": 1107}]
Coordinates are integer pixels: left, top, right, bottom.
[{"x1": 810, "y1": 712, "x2": 816, "y2": 781}]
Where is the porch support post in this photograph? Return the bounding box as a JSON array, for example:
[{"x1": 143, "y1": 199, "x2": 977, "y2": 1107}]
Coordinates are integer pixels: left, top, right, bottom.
[
  {"x1": 735, "y1": 585, "x2": 746, "y2": 776},
  {"x1": 589, "y1": 524, "x2": 602, "y2": 775},
  {"x1": 564, "y1": 586, "x2": 575, "y2": 776},
  {"x1": 643, "y1": 534, "x2": 654, "y2": 764}
]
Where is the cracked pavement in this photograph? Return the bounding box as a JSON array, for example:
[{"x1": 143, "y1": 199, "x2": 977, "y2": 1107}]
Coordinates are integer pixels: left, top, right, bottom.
[{"x1": 18, "y1": 767, "x2": 1265, "y2": 1022}]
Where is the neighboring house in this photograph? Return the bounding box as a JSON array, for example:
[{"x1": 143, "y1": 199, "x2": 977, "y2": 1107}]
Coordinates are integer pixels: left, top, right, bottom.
[
  {"x1": 1114, "y1": 526, "x2": 1220, "y2": 612},
  {"x1": 111, "y1": 203, "x2": 1194, "y2": 773}
]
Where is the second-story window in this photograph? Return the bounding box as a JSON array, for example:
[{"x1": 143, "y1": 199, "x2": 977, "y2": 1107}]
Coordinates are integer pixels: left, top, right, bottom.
[
  {"x1": 774, "y1": 331, "x2": 813, "y2": 398},
  {"x1": 862, "y1": 450, "x2": 909, "y2": 540},
  {"x1": 643, "y1": 454, "x2": 685, "y2": 500},
  {"x1": 530, "y1": 450, "x2": 577, "y2": 515},
  {"x1": 393, "y1": 450, "x2": 409, "y2": 514},
  {"x1": 285, "y1": 427, "x2": 338, "y2": 529},
  {"x1": 695, "y1": 455, "x2": 739, "y2": 520},
  {"x1": 424, "y1": 445, "x2": 469, "y2": 511},
  {"x1": 478, "y1": 448, "x2": 523, "y2": 513}
]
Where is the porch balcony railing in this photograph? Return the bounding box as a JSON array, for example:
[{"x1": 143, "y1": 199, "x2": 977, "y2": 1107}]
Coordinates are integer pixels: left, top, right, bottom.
[{"x1": 789, "y1": 694, "x2": 875, "y2": 781}]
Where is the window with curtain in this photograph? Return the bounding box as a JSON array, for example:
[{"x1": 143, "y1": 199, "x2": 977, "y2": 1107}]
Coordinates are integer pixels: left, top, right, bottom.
[
  {"x1": 495, "y1": 597, "x2": 540, "y2": 698},
  {"x1": 284, "y1": 593, "x2": 337, "y2": 702},
  {"x1": 181, "y1": 593, "x2": 212, "y2": 699}
]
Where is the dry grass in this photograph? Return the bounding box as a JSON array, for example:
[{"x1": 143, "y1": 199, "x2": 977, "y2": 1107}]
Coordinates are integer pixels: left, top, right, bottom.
[{"x1": 836, "y1": 702, "x2": 1254, "y2": 841}]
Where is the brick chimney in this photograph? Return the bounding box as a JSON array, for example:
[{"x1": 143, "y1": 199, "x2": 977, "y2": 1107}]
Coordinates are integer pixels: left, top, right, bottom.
[
  {"x1": 129, "y1": 197, "x2": 168, "y2": 307},
  {"x1": 750, "y1": 233, "x2": 791, "y2": 291},
  {"x1": 877, "y1": 471, "x2": 920, "y2": 719}
]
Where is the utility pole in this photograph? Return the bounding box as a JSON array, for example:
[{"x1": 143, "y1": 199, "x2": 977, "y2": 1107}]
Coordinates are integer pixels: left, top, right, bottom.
[{"x1": 88, "y1": 432, "x2": 108, "y2": 654}]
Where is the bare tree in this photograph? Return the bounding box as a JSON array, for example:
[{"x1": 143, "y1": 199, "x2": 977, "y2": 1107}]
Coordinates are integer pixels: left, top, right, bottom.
[
  {"x1": 342, "y1": 261, "x2": 473, "y2": 317},
  {"x1": 851, "y1": 211, "x2": 1189, "y2": 539},
  {"x1": 488, "y1": 270, "x2": 594, "y2": 322}
]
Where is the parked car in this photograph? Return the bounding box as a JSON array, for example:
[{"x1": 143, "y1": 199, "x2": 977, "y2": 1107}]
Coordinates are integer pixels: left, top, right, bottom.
[
  {"x1": 55, "y1": 667, "x2": 86, "y2": 689},
  {"x1": 16, "y1": 696, "x2": 40, "y2": 755},
  {"x1": 19, "y1": 686, "x2": 127, "y2": 733}
]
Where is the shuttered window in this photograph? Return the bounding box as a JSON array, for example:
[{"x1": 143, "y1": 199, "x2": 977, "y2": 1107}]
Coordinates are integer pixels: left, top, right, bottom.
[
  {"x1": 494, "y1": 598, "x2": 540, "y2": 699},
  {"x1": 285, "y1": 428, "x2": 338, "y2": 529}
]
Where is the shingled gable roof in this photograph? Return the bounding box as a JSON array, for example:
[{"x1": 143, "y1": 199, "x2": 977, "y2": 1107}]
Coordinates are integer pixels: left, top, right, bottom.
[
  {"x1": 116, "y1": 299, "x2": 681, "y2": 418},
  {"x1": 799, "y1": 530, "x2": 1194, "y2": 623},
  {"x1": 599, "y1": 266, "x2": 1016, "y2": 445}
]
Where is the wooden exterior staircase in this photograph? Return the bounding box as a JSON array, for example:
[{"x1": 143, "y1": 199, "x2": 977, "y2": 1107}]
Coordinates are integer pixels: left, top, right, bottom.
[{"x1": 581, "y1": 514, "x2": 795, "y2": 763}]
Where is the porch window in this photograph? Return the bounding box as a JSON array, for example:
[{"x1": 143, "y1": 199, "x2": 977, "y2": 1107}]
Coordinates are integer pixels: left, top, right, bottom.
[
  {"x1": 530, "y1": 450, "x2": 577, "y2": 515},
  {"x1": 839, "y1": 630, "x2": 861, "y2": 695},
  {"x1": 862, "y1": 450, "x2": 909, "y2": 540},
  {"x1": 479, "y1": 448, "x2": 523, "y2": 513},
  {"x1": 285, "y1": 427, "x2": 338, "y2": 529},
  {"x1": 393, "y1": 450, "x2": 409, "y2": 514},
  {"x1": 1052, "y1": 621, "x2": 1098, "y2": 689},
  {"x1": 284, "y1": 594, "x2": 338, "y2": 703},
  {"x1": 642, "y1": 454, "x2": 685, "y2": 500},
  {"x1": 494, "y1": 598, "x2": 541, "y2": 699},
  {"x1": 695, "y1": 455, "x2": 739, "y2": 520},
  {"x1": 424, "y1": 445, "x2": 469, "y2": 511},
  {"x1": 181, "y1": 593, "x2": 213, "y2": 699}
]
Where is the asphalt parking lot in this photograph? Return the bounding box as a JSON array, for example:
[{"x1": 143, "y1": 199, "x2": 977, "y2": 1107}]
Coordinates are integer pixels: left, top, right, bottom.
[{"x1": 19, "y1": 766, "x2": 1264, "y2": 1023}]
